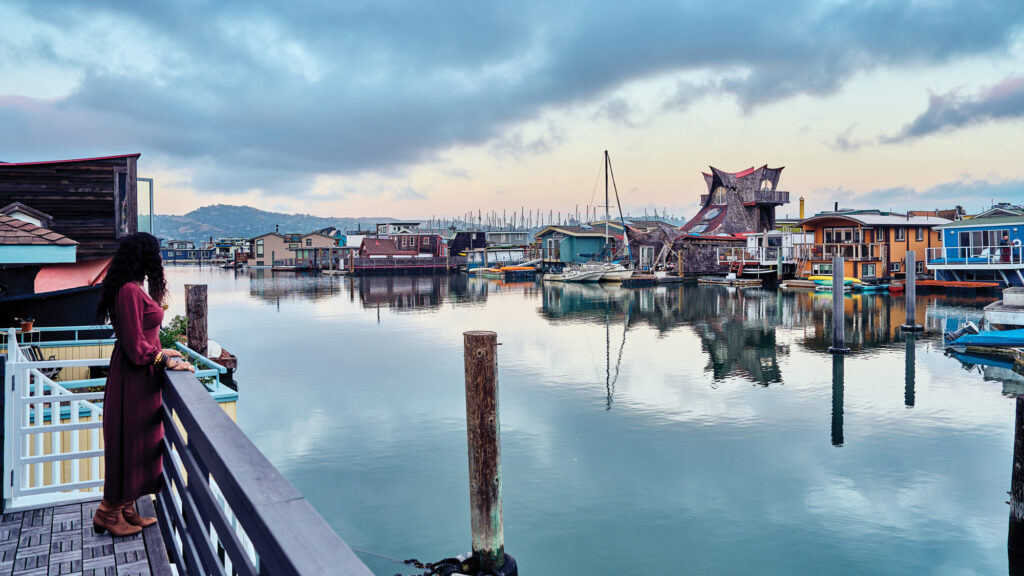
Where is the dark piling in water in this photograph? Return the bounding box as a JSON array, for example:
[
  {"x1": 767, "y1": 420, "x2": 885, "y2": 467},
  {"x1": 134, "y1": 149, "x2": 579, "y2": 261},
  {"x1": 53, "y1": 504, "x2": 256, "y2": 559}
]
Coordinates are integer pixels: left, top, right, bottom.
[
  {"x1": 831, "y1": 353, "x2": 844, "y2": 447},
  {"x1": 901, "y1": 250, "x2": 922, "y2": 331},
  {"x1": 828, "y1": 256, "x2": 850, "y2": 354},
  {"x1": 1011, "y1": 396, "x2": 1024, "y2": 556},
  {"x1": 464, "y1": 330, "x2": 505, "y2": 573},
  {"x1": 904, "y1": 334, "x2": 916, "y2": 407}
]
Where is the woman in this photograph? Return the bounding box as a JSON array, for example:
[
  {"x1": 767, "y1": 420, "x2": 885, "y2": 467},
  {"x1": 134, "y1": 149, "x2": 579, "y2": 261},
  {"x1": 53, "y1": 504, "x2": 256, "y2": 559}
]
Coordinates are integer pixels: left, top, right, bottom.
[{"x1": 94, "y1": 232, "x2": 194, "y2": 536}]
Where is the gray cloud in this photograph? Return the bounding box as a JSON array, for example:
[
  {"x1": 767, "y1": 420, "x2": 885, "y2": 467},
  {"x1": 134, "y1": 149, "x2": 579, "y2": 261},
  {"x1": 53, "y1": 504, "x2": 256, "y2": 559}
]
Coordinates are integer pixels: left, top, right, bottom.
[
  {"x1": 596, "y1": 97, "x2": 640, "y2": 128},
  {"x1": 828, "y1": 125, "x2": 866, "y2": 152},
  {"x1": 1, "y1": 1, "x2": 1023, "y2": 194},
  {"x1": 885, "y1": 75, "x2": 1024, "y2": 143}
]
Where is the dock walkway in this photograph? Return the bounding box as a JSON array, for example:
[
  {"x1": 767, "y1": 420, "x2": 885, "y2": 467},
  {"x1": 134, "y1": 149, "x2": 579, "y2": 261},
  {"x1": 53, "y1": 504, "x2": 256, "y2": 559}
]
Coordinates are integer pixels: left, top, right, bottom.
[{"x1": 1, "y1": 498, "x2": 169, "y2": 576}]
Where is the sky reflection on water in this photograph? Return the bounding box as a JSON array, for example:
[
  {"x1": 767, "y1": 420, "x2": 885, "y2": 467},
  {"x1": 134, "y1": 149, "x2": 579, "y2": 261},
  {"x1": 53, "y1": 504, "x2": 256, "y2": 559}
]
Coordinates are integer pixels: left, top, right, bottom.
[{"x1": 164, "y1": 268, "x2": 1016, "y2": 575}]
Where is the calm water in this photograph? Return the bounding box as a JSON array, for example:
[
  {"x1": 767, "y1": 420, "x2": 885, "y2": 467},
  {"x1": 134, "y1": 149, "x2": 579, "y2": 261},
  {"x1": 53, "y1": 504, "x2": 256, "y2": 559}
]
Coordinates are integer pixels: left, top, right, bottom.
[{"x1": 163, "y1": 267, "x2": 1017, "y2": 575}]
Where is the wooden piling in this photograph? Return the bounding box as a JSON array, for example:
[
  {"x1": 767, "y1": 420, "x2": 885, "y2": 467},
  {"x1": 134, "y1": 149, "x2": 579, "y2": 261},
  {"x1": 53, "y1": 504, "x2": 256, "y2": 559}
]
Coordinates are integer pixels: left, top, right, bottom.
[
  {"x1": 185, "y1": 284, "x2": 208, "y2": 357},
  {"x1": 1011, "y1": 396, "x2": 1024, "y2": 555},
  {"x1": 901, "y1": 250, "x2": 923, "y2": 331},
  {"x1": 464, "y1": 331, "x2": 504, "y2": 572},
  {"x1": 828, "y1": 256, "x2": 850, "y2": 353}
]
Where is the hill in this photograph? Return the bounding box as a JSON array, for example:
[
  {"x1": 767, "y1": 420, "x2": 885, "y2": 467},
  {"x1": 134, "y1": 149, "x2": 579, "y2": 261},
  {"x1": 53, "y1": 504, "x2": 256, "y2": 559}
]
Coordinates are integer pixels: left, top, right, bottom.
[{"x1": 153, "y1": 205, "x2": 393, "y2": 242}]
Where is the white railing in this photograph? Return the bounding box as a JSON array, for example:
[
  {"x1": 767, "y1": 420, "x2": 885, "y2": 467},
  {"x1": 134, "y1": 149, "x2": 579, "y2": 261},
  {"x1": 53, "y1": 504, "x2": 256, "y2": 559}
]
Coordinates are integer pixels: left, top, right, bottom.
[
  {"x1": 793, "y1": 243, "x2": 885, "y2": 262},
  {"x1": 717, "y1": 246, "x2": 795, "y2": 264},
  {"x1": 926, "y1": 245, "x2": 1024, "y2": 267},
  {"x1": 3, "y1": 328, "x2": 110, "y2": 510}
]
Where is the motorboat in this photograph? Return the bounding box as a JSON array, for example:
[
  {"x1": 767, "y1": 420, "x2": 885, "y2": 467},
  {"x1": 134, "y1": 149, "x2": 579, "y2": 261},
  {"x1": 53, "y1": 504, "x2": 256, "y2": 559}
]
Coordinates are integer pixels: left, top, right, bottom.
[{"x1": 599, "y1": 262, "x2": 634, "y2": 282}]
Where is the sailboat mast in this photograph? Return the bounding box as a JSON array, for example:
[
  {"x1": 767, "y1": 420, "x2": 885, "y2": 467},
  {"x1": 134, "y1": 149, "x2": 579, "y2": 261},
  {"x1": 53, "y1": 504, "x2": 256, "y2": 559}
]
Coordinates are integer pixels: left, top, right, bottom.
[{"x1": 604, "y1": 150, "x2": 610, "y2": 257}]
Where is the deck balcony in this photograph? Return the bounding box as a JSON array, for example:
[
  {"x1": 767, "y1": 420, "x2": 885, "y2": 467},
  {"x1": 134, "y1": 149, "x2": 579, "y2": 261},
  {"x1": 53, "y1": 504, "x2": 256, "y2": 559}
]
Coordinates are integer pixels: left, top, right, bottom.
[
  {"x1": 794, "y1": 242, "x2": 885, "y2": 262},
  {"x1": 1, "y1": 325, "x2": 372, "y2": 575},
  {"x1": 717, "y1": 246, "x2": 798, "y2": 266},
  {"x1": 700, "y1": 190, "x2": 790, "y2": 205},
  {"x1": 926, "y1": 245, "x2": 1024, "y2": 269}
]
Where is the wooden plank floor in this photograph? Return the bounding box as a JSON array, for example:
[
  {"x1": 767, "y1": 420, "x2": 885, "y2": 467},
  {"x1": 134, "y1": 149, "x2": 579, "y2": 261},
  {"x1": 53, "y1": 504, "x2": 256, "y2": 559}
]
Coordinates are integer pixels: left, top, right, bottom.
[{"x1": 0, "y1": 499, "x2": 170, "y2": 576}]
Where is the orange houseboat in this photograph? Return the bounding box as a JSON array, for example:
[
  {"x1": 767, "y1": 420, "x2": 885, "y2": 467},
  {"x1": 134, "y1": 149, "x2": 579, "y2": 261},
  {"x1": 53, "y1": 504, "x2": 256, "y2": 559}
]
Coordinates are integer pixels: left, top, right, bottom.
[{"x1": 795, "y1": 209, "x2": 951, "y2": 281}]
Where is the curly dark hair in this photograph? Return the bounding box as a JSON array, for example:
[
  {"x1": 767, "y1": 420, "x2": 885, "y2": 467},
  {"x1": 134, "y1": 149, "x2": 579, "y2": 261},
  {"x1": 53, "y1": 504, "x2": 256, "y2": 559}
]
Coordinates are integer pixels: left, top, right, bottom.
[{"x1": 96, "y1": 232, "x2": 167, "y2": 323}]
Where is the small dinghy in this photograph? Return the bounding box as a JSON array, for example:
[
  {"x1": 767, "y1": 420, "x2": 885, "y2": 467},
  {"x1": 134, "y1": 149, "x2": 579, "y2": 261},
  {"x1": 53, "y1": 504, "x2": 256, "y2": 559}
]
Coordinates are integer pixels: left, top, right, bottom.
[{"x1": 947, "y1": 327, "x2": 1024, "y2": 348}]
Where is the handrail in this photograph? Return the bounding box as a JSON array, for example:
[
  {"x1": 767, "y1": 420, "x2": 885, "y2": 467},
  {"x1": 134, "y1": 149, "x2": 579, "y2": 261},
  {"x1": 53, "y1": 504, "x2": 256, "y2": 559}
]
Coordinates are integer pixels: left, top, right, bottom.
[
  {"x1": 174, "y1": 341, "x2": 228, "y2": 374},
  {"x1": 158, "y1": 371, "x2": 373, "y2": 575},
  {"x1": 926, "y1": 245, "x2": 1024, "y2": 265}
]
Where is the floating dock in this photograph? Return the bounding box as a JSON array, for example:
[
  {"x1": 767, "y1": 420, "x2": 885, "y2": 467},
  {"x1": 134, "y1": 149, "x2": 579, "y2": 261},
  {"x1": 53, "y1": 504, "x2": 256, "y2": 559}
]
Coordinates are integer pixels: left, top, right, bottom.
[{"x1": 698, "y1": 276, "x2": 762, "y2": 287}]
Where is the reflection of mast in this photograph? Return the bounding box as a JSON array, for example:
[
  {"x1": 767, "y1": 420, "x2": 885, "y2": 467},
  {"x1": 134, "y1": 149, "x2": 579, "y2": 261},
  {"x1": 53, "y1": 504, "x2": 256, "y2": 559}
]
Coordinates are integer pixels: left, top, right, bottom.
[
  {"x1": 905, "y1": 334, "x2": 916, "y2": 407},
  {"x1": 605, "y1": 299, "x2": 631, "y2": 410},
  {"x1": 605, "y1": 311, "x2": 611, "y2": 410},
  {"x1": 831, "y1": 354, "x2": 844, "y2": 447}
]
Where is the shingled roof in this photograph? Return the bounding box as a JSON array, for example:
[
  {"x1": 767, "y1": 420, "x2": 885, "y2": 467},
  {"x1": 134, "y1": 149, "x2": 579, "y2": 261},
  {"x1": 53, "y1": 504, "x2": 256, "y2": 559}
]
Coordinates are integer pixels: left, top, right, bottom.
[{"x1": 0, "y1": 214, "x2": 78, "y2": 246}]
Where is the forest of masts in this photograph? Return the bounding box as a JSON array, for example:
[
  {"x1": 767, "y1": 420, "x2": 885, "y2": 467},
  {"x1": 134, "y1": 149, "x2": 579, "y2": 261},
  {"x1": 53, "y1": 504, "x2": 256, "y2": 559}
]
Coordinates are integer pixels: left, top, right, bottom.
[{"x1": 425, "y1": 205, "x2": 681, "y2": 232}]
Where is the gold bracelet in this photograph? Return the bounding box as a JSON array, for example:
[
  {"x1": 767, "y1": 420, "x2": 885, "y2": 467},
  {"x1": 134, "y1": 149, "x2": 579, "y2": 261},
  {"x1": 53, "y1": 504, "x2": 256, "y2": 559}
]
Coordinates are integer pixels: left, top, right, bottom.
[{"x1": 153, "y1": 351, "x2": 163, "y2": 367}]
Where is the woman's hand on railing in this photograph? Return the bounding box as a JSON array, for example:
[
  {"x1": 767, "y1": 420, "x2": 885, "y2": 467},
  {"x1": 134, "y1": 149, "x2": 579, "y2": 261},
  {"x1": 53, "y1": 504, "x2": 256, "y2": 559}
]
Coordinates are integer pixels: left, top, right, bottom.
[
  {"x1": 163, "y1": 348, "x2": 183, "y2": 359},
  {"x1": 168, "y1": 358, "x2": 195, "y2": 372}
]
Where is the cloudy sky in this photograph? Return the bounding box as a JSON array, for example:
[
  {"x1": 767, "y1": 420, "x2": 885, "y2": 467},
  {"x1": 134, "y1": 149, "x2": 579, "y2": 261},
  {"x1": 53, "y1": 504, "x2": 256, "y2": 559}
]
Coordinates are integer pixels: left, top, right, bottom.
[{"x1": 2, "y1": 1, "x2": 1024, "y2": 220}]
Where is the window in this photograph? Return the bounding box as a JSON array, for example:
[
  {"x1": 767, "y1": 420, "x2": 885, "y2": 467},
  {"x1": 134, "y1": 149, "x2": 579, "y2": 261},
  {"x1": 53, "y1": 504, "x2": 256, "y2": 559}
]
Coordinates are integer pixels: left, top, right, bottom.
[
  {"x1": 289, "y1": 243, "x2": 298, "y2": 249},
  {"x1": 812, "y1": 263, "x2": 833, "y2": 275},
  {"x1": 423, "y1": 237, "x2": 430, "y2": 245},
  {"x1": 306, "y1": 239, "x2": 312, "y2": 246},
  {"x1": 916, "y1": 261, "x2": 924, "y2": 274},
  {"x1": 824, "y1": 228, "x2": 833, "y2": 244},
  {"x1": 176, "y1": 251, "x2": 182, "y2": 256},
  {"x1": 915, "y1": 228, "x2": 924, "y2": 241},
  {"x1": 862, "y1": 263, "x2": 876, "y2": 277},
  {"x1": 890, "y1": 262, "x2": 901, "y2": 272},
  {"x1": 256, "y1": 240, "x2": 264, "y2": 257},
  {"x1": 895, "y1": 228, "x2": 905, "y2": 241}
]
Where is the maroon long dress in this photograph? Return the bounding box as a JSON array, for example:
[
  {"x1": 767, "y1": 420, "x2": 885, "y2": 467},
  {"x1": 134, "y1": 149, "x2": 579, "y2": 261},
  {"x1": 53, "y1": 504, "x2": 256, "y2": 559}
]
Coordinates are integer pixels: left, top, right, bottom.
[{"x1": 103, "y1": 282, "x2": 165, "y2": 504}]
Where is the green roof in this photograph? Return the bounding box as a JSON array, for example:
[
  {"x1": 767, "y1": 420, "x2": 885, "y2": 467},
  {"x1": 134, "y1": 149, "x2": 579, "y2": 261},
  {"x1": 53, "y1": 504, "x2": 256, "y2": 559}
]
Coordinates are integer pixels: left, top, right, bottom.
[{"x1": 933, "y1": 214, "x2": 1024, "y2": 229}]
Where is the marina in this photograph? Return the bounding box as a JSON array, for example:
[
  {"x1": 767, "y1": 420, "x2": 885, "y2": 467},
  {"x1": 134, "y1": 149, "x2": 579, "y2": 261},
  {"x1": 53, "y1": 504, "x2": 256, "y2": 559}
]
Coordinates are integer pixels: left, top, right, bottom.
[{"x1": 151, "y1": 266, "x2": 1024, "y2": 575}]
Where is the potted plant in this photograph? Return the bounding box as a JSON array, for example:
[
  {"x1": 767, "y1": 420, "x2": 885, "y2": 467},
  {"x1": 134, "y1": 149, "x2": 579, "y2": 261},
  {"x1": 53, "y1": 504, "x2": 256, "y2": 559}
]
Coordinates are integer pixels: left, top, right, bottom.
[{"x1": 15, "y1": 316, "x2": 35, "y2": 332}]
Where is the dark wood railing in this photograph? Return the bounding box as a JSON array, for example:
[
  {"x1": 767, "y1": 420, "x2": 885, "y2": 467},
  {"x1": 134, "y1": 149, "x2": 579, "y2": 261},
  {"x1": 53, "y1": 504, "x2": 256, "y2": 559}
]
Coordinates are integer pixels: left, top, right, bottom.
[{"x1": 157, "y1": 371, "x2": 373, "y2": 576}]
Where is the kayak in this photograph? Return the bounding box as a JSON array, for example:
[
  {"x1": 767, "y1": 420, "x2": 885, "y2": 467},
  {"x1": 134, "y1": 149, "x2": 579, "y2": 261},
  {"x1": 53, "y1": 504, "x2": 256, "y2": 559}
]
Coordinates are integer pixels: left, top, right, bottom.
[
  {"x1": 808, "y1": 275, "x2": 863, "y2": 284},
  {"x1": 949, "y1": 328, "x2": 1024, "y2": 347},
  {"x1": 814, "y1": 279, "x2": 852, "y2": 286},
  {"x1": 853, "y1": 283, "x2": 889, "y2": 292}
]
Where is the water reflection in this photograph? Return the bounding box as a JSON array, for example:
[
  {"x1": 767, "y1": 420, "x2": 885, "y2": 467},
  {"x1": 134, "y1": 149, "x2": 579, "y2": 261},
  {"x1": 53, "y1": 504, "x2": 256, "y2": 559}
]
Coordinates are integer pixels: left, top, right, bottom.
[
  {"x1": 905, "y1": 334, "x2": 916, "y2": 408},
  {"x1": 248, "y1": 269, "x2": 342, "y2": 303},
  {"x1": 832, "y1": 353, "x2": 844, "y2": 447}
]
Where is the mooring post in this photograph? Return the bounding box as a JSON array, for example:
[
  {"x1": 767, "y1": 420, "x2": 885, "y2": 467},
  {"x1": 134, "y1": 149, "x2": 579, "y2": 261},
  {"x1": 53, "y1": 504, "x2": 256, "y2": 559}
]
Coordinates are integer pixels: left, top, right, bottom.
[
  {"x1": 464, "y1": 331, "x2": 504, "y2": 572},
  {"x1": 902, "y1": 250, "x2": 922, "y2": 331},
  {"x1": 829, "y1": 256, "x2": 850, "y2": 353},
  {"x1": 904, "y1": 333, "x2": 916, "y2": 407},
  {"x1": 185, "y1": 284, "x2": 208, "y2": 357},
  {"x1": 1011, "y1": 396, "x2": 1024, "y2": 555},
  {"x1": 831, "y1": 353, "x2": 844, "y2": 447}
]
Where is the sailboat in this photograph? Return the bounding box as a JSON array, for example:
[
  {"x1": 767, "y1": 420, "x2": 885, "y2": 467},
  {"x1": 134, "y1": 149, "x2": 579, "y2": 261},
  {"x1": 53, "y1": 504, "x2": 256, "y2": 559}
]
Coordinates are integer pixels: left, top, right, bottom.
[{"x1": 597, "y1": 151, "x2": 634, "y2": 282}]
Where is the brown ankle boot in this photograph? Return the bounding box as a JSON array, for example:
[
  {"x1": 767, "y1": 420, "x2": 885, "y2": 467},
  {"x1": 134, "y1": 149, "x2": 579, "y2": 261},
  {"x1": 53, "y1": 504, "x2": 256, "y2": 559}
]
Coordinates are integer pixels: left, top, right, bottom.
[
  {"x1": 93, "y1": 500, "x2": 142, "y2": 537},
  {"x1": 122, "y1": 500, "x2": 157, "y2": 527}
]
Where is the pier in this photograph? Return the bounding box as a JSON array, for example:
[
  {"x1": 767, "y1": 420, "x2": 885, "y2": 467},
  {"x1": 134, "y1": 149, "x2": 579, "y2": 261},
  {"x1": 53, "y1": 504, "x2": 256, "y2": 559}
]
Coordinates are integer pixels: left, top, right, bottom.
[{"x1": 0, "y1": 317, "x2": 373, "y2": 575}]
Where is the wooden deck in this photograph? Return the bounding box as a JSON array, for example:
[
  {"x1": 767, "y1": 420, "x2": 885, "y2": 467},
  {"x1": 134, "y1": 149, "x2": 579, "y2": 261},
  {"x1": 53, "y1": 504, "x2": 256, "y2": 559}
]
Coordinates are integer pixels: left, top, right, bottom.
[
  {"x1": 916, "y1": 279, "x2": 1001, "y2": 289},
  {"x1": 0, "y1": 498, "x2": 170, "y2": 576}
]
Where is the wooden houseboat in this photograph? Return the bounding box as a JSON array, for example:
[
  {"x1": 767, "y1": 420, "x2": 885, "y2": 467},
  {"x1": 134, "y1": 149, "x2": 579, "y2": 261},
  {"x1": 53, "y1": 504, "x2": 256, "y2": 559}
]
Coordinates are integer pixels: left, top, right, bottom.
[
  {"x1": 795, "y1": 209, "x2": 950, "y2": 281},
  {"x1": 627, "y1": 165, "x2": 790, "y2": 276},
  {"x1": 927, "y1": 205, "x2": 1024, "y2": 287},
  {"x1": 0, "y1": 154, "x2": 148, "y2": 328}
]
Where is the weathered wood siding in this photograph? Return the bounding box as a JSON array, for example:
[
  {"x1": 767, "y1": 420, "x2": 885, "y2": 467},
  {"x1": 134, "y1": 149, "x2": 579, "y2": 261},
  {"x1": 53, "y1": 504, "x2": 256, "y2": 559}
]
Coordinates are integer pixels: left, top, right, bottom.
[{"x1": 0, "y1": 155, "x2": 140, "y2": 260}]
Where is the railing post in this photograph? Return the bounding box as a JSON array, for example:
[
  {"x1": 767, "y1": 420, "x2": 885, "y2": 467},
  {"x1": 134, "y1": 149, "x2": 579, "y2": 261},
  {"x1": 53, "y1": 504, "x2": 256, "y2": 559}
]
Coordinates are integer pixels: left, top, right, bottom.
[
  {"x1": 185, "y1": 284, "x2": 209, "y2": 356},
  {"x1": 901, "y1": 250, "x2": 922, "y2": 331},
  {"x1": 828, "y1": 256, "x2": 850, "y2": 353},
  {"x1": 463, "y1": 331, "x2": 504, "y2": 572},
  {"x1": 905, "y1": 333, "x2": 916, "y2": 407}
]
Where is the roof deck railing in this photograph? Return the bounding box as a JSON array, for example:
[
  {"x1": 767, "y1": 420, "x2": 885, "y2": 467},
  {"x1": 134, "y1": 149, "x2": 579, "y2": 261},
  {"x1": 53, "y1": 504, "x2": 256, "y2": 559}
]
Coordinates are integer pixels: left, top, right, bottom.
[
  {"x1": 793, "y1": 242, "x2": 885, "y2": 262},
  {"x1": 926, "y1": 245, "x2": 1024, "y2": 268}
]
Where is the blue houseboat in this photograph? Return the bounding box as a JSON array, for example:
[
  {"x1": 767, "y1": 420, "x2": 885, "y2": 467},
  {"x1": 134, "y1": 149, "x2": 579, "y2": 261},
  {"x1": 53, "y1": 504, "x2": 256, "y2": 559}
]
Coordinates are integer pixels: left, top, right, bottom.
[
  {"x1": 161, "y1": 239, "x2": 215, "y2": 263},
  {"x1": 537, "y1": 224, "x2": 620, "y2": 271},
  {"x1": 928, "y1": 205, "x2": 1024, "y2": 286}
]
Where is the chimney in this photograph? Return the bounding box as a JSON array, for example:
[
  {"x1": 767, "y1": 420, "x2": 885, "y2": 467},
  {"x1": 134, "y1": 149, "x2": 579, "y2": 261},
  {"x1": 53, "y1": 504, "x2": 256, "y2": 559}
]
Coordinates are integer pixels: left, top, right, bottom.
[
  {"x1": 834, "y1": 202, "x2": 838, "y2": 212},
  {"x1": 799, "y1": 196, "x2": 805, "y2": 219},
  {"x1": 276, "y1": 224, "x2": 280, "y2": 233}
]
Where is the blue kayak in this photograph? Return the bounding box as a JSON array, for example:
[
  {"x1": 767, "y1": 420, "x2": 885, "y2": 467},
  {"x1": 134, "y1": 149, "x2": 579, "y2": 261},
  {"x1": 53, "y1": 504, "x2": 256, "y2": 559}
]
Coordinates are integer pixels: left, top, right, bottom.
[{"x1": 949, "y1": 328, "x2": 1024, "y2": 347}]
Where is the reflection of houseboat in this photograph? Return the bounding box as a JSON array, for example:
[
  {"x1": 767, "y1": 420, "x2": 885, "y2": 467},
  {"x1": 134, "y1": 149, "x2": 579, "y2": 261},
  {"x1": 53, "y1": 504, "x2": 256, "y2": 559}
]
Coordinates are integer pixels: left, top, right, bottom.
[
  {"x1": 0, "y1": 154, "x2": 152, "y2": 327},
  {"x1": 927, "y1": 205, "x2": 1024, "y2": 287}
]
